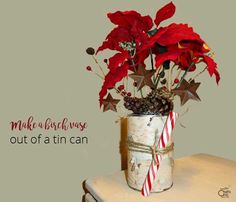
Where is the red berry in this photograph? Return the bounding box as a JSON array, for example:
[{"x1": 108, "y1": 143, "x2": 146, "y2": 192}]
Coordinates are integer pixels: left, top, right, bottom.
[
  {"x1": 174, "y1": 78, "x2": 179, "y2": 83},
  {"x1": 127, "y1": 92, "x2": 132, "y2": 97},
  {"x1": 118, "y1": 85, "x2": 125, "y2": 91},
  {"x1": 86, "y1": 66, "x2": 92, "y2": 71}
]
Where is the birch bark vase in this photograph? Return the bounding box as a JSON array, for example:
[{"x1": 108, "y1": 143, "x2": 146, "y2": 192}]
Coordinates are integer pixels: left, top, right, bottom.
[{"x1": 127, "y1": 115, "x2": 174, "y2": 192}]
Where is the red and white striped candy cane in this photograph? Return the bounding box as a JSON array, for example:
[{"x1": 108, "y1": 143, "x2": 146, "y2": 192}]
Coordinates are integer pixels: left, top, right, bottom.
[{"x1": 141, "y1": 111, "x2": 178, "y2": 197}]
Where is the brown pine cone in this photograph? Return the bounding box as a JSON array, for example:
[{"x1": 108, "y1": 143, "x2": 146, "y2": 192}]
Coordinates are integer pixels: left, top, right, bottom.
[{"x1": 123, "y1": 88, "x2": 174, "y2": 115}]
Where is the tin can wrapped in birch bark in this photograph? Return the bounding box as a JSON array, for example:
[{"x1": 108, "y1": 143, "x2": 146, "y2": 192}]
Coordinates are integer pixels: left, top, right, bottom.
[{"x1": 127, "y1": 114, "x2": 174, "y2": 192}]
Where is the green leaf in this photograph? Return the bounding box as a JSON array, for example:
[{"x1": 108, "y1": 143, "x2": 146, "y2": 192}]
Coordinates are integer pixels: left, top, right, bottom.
[
  {"x1": 156, "y1": 43, "x2": 167, "y2": 53},
  {"x1": 163, "y1": 60, "x2": 170, "y2": 69},
  {"x1": 148, "y1": 28, "x2": 158, "y2": 36},
  {"x1": 159, "y1": 71, "x2": 165, "y2": 78}
]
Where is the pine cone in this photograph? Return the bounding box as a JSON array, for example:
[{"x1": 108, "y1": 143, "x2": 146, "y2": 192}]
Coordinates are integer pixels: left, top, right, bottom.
[
  {"x1": 124, "y1": 87, "x2": 174, "y2": 115},
  {"x1": 146, "y1": 87, "x2": 174, "y2": 115}
]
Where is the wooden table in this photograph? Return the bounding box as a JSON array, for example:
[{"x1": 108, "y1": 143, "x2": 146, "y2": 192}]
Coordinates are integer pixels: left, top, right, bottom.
[{"x1": 84, "y1": 154, "x2": 236, "y2": 201}]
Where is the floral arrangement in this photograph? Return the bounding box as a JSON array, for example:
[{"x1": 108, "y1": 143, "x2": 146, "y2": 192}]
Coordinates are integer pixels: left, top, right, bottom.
[{"x1": 86, "y1": 2, "x2": 220, "y2": 115}]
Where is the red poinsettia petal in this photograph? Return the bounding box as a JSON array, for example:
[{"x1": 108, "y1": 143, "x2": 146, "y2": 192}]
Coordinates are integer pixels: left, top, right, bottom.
[
  {"x1": 138, "y1": 23, "x2": 204, "y2": 56},
  {"x1": 203, "y1": 55, "x2": 216, "y2": 76},
  {"x1": 180, "y1": 56, "x2": 189, "y2": 67},
  {"x1": 155, "y1": 50, "x2": 182, "y2": 68},
  {"x1": 142, "y1": 15, "x2": 154, "y2": 31},
  {"x1": 96, "y1": 27, "x2": 132, "y2": 53},
  {"x1": 154, "y1": 2, "x2": 176, "y2": 27},
  {"x1": 157, "y1": 23, "x2": 204, "y2": 46},
  {"x1": 107, "y1": 10, "x2": 153, "y2": 32},
  {"x1": 179, "y1": 41, "x2": 209, "y2": 54},
  {"x1": 177, "y1": 51, "x2": 197, "y2": 72},
  {"x1": 130, "y1": 23, "x2": 150, "y2": 49},
  {"x1": 136, "y1": 49, "x2": 150, "y2": 65},
  {"x1": 97, "y1": 40, "x2": 112, "y2": 54},
  {"x1": 179, "y1": 64, "x2": 196, "y2": 72},
  {"x1": 99, "y1": 62, "x2": 129, "y2": 106},
  {"x1": 108, "y1": 51, "x2": 130, "y2": 71},
  {"x1": 203, "y1": 55, "x2": 220, "y2": 84},
  {"x1": 214, "y1": 68, "x2": 221, "y2": 85},
  {"x1": 107, "y1": 10, "x2": 138, "y2": 28}
]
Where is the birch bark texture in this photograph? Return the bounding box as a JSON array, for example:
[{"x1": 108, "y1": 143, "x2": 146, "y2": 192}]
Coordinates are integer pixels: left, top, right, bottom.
[{"x1": 127, "y1": 115, "x2": 174, "y2": 192}]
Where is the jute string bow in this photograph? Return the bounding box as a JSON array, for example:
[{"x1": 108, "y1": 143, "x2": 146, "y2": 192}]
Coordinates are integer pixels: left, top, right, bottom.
[{"x1": 127, "y1": 138, "x2": 174, "y2": 165}]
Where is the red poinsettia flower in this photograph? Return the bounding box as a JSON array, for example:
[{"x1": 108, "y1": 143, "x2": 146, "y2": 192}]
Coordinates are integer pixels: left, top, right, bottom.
[
  {"x1": 97, "y1": 2, "x2": 179, "y2": 105},
  {"x1": 97, "y1": 10, "x2": 154, "y2": 106},
  {"x1": 97, "y1": 10, "x2": 153, "y2": 53},
  {"x1": 138, "y1": 21, "x2": 220, "y2": 84},
  {"x1": 136, "y1": 2, "x2": 205, "y2": 67},
  {"x1": 155, "y1": 41, "x2": 205, "y2": 70},
  {"x1": 139, "y1": 23, "x2": 204, "y2": 59},
  {"x1": 96, "y1": 1, "x2": 220, "y2": 107},
  {"x1": 154, "y1": 40, "x2": 220, "y2": 84}
]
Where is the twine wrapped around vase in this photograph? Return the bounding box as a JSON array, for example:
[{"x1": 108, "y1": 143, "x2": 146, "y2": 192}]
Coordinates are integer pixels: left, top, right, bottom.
[{"x1": 127, "y1": 139, "x2": 174, "y2": 164}]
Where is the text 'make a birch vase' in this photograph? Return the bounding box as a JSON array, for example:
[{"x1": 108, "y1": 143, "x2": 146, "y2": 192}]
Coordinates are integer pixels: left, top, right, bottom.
[{"x1": 85, "y1": 2, "x2": 220, "y2": 197}]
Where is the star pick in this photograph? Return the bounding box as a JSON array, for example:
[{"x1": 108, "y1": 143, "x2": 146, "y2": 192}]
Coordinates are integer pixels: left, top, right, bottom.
[
  {"x1": 102, "y1": 93, "x2": 120, "y2": 112},
  {"x1": 129, "y1": 65, "x2": 155, "y2": 90},
  {"x1": 172, "y1": 79, "x2": 201, "y2": 106}
]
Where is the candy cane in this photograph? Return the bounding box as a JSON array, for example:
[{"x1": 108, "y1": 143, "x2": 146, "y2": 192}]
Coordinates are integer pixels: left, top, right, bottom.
[{"x1": 141, "y1": 111, "x2": 178, "y2": 197}]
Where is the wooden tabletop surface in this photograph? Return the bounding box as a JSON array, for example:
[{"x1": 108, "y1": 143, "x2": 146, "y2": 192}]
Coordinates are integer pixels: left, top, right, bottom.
[{"x1": 85, "y1": 154, "x2": 236, "y2": 202}]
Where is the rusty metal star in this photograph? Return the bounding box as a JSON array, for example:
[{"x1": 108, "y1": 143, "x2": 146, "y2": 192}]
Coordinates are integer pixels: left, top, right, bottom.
[
  {"x1": 102, "y1": 93, "x2": 120, "y2": 112},
  {"x1": 129, "y1": 65, "x2": 155, "y2": 91},
  {"x1": 172, "y1": 79, "x2": 201, "y2": 106}
]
